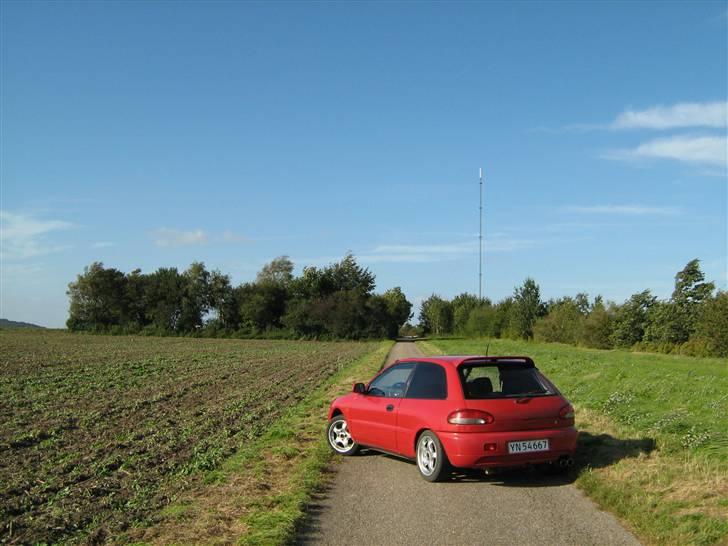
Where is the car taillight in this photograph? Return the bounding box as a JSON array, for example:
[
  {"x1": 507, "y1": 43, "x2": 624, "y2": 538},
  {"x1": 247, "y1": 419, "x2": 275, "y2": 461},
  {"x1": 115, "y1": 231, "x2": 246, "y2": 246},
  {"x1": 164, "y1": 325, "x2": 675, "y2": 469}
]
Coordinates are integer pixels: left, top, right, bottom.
[
  {"x1": 559, "y1": 404, "x2": 575, "y2": 419},
  {"x1": 447, "y1": 409, "x2": 494, "y2": 425}
]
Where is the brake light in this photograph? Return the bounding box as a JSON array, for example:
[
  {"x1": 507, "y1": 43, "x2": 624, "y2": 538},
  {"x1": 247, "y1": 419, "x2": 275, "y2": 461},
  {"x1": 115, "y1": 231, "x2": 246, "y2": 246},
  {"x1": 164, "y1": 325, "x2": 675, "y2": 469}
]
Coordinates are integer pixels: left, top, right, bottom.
[
  {"x1": 447, "y1": 409, "x2": 494, "y2": 425},
  {"x1": 559, "y1": 404, "x2": 575, "y2": 419}
]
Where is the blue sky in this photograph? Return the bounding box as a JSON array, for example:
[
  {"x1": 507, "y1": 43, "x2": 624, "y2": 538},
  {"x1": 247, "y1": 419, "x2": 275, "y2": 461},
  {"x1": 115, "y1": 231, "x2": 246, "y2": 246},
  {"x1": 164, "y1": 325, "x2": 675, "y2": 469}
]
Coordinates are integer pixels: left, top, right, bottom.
[{"x1": 1, "y1": 1, "x2": 726, "y2": 328}]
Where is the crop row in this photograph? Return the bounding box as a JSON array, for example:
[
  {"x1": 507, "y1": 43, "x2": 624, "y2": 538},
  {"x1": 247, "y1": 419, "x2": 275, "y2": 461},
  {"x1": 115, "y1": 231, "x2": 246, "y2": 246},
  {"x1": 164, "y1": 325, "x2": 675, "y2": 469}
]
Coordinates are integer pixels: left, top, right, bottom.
[{"x1": 0, "y1": 330, "x2": 378, "y2": 544}]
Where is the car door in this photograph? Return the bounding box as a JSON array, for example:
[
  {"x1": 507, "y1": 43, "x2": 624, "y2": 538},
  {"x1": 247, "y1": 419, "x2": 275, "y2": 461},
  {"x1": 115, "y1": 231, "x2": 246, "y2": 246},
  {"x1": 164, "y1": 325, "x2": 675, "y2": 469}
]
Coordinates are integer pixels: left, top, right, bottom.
[
  {"x1": 396, "y1": 362, "x2": 451, "y2": 458},
  {"x1": 348, "y1": 362, "x2": 414, "y2": 453}
]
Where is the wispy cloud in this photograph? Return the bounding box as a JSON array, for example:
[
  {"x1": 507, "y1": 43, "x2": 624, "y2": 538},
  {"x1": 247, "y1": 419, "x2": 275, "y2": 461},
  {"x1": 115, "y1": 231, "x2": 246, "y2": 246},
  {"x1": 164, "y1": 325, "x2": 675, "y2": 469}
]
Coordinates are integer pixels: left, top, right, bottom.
[
  {"x1": 91, "y1": 241, "x2": 115, "y2": 249},
  {"x1": 604, "y1": 134, "x2": 727, "y2": 166},
  {"x1": 611, "y1": 101, "x2": 727, "y2": 130},
  {"x1": 220, "y1": 230, "x2": 249, "y2": 243},
  {"x1": 153, "y1": 228, "x2": 208, "y2": 247},
  {"x1": 291, "y1": 236, "x2": 538, "y2": 267},
  {"x1": 0, "y1": 210, "x2": 73, "y2": 259},
  {"x1": 563, "y1": 205, "x2": 682, "y2": 216},
  {"x1": 536, "y1": 101, "x2": 728, "y2": 134},
  {"x1": 356, "y1": 236, "x2": 537, "y2": 264}
]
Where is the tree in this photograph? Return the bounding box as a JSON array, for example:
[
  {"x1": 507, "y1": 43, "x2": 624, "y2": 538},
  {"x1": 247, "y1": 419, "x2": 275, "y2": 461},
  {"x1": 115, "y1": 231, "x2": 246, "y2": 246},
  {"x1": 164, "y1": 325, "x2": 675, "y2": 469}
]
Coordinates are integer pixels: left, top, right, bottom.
[
  {"x1": 451, "y1": 293, "x2": 481, "y2": 333},
  {"x1": 256, "y1": 256, "x2": 294, "y2": 286},
  {"x1": 124, "y1": 268, "x2": 149, "y2": 329},
  {"x1": 693, "y1": 291, "x2": 728, "y2": 357},
  {"x1": 642, "y1": 260, "x2": 715, "y2": 346},
  {"x1": 419, "y1": 295, "x2": 453, "y2": 336},
  {"x1": 177, "y1": 262, "x2": 211, "y2": 331},
  {"x1": 464, "y1": 303, "x2": 498, "y2": 338},
  {"x1": 672, "y1": 259, "x2": 715, "y2": 309},
  {"x1": 669, "y1": 259, "x2": 715, "y2": 342},
  {"x1": 533, "y1": 297, "x2": 584, "y2": 344},
  {"x1": 511, "y1": 278, "x2": 543, "y2": 339},
  {"x1": 209, "y1": 270, "x2": 240, "y2": 330},
  {"x1": 67, "y1": 262, "x2": 127, "y2": 330},
  {"x1": 380, "y1": 287, "x2": 413, "y2": 338},
  {"x1": 328, "y1": 253, "x2": 376, "y2": 294},
  {"x1": 580, "y1": 298, "x2": 615, "y2": 349},
  {"x1": 144, "y1": 267, "x2": 185, "y2": 332},
  {"x1": 611, "y1": 290, "x2": 656, "y2": 347}
]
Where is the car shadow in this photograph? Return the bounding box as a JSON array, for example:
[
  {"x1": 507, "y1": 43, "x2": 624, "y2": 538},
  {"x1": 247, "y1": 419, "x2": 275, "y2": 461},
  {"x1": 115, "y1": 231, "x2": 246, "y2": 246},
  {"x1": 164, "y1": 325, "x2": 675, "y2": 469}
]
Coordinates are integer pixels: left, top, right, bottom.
[
  {"x1": 363, "y1": 431, "x2": 655, "y2": 488},
  {"x1": 447, "y1": 431, "x2": 656, "y2": 488}
]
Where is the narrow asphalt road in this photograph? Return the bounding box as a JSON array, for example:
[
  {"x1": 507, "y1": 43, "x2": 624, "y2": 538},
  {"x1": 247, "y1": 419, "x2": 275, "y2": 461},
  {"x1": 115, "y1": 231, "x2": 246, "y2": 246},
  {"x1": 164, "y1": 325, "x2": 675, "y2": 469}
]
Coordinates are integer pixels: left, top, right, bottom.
[{"x1": 297, "y1": 341, "x2": 640, "y2": 546}]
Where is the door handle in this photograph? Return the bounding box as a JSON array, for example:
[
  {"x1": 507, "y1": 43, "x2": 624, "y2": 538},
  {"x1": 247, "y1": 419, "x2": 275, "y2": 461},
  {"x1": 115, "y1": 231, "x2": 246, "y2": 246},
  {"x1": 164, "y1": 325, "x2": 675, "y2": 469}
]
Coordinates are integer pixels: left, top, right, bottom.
[{"x1": 386, "y1": 404, "x2": 395, "y2": 412}]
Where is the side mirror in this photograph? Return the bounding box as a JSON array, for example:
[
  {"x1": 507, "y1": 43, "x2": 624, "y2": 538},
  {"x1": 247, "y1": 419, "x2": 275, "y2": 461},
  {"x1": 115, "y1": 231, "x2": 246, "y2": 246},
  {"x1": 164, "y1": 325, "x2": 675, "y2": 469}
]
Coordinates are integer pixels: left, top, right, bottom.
[{"x1": 353, "y1": 382, "x2": 366, "y2": 394}]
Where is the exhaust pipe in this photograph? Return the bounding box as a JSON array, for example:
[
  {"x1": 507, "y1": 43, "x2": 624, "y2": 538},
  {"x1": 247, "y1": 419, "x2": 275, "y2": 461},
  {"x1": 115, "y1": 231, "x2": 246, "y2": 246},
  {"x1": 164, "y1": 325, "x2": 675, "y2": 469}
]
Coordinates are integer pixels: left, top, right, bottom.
[{"x1": 558, "y1": 456, "x2": 574, "y2": 469}]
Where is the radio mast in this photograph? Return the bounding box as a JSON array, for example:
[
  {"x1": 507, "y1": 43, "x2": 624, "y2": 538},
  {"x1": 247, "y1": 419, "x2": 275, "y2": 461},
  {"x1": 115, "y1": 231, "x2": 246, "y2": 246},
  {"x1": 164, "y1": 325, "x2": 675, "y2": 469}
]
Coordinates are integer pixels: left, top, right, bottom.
[{"x1": 479, "y1": 167, "x2": 483, "y2": 301}]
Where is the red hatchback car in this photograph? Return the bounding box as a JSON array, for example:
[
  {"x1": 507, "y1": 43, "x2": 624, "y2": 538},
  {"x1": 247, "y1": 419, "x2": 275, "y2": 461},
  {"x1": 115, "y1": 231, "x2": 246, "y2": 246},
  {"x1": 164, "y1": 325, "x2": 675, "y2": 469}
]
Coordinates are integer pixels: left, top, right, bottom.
[{"x1": 327, "y1": 355, "x2": 577, "y2": 481}]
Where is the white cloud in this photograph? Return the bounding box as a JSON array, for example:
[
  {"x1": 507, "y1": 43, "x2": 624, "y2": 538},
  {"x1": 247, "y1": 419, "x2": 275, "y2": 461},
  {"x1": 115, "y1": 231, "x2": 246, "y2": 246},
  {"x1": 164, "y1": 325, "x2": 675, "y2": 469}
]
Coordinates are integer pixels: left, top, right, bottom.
[
  {"x1": 611, "y1": 101, "x2": 727, "y2": 130},
  {"x1": 0, "y1": 210, "x2": 73, "y2": 259},
  {"x1": 605, "y1": 135, "x2": 727, "y2": 166},
  {"x1": 564, "y1": 205, "x2": 681, "y2": 215},
  {"x1": 153, "y1": 228, "x2": 208, "y2": 247}
]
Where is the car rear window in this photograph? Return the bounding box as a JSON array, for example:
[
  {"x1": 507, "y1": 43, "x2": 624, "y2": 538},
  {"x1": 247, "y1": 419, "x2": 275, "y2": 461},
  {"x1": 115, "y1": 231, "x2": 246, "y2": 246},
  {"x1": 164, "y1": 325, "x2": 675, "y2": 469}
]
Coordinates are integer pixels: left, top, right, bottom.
[{"x1": 458, "y1": 364, "x2": 553, "y2": 399}]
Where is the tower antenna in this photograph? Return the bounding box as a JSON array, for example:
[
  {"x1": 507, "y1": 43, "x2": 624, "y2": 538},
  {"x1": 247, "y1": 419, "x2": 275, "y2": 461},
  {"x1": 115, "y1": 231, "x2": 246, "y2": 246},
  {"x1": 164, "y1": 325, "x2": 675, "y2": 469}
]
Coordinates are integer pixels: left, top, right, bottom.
[{"x1": 479, "y1": 167, "x2": 484, "y2": 300}]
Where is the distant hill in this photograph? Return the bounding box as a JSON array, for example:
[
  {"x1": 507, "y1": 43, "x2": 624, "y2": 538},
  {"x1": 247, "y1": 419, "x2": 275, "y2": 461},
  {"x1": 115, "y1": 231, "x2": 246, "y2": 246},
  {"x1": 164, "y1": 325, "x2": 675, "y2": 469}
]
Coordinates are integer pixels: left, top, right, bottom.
[{"x1": 0, "y1": 319, "x2": 45, "y2": 329}]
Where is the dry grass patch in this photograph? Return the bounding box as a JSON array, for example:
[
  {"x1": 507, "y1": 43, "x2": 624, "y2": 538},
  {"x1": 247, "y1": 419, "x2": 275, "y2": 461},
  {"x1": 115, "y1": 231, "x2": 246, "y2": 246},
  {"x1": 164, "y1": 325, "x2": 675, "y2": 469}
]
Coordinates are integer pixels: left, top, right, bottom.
[{"x1": 576, "y1": 408, "x2": 728, "y2": 545}]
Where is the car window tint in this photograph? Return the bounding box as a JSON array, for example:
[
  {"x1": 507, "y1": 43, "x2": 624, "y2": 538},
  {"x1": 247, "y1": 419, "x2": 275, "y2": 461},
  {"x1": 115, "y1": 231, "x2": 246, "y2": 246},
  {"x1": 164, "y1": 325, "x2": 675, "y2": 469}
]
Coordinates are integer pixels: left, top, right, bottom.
[
  {"x1": 406, "y1": 363, "x2": 447, "y2": 400},
  {"x1": 460, "y1": 365, "x2": 552, "y2": 399},
  {"x1": 368, "y1": 363, "x2": 414, "y2": 398}
]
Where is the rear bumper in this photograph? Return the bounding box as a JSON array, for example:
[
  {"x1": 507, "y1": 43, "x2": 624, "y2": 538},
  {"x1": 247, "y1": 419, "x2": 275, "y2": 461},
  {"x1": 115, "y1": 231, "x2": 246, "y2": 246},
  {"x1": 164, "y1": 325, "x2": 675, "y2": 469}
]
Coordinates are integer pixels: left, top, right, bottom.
[{"x1": 438, "y1": 427, "x2": 578, "y2": 468}]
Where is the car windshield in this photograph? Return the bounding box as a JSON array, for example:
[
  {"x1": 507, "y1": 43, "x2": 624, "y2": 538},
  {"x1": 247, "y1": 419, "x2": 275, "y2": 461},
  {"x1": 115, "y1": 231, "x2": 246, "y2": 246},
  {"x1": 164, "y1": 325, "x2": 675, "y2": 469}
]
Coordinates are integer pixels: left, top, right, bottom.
[{"x1": 458, "y1": 364, "x2": 553, "y2": 399}]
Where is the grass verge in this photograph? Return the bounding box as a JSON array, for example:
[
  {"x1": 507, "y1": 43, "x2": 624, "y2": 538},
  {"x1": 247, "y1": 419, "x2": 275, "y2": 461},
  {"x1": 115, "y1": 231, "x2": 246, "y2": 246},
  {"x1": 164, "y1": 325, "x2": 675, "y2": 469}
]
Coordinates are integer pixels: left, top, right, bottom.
[
  {"x1": 419, "y1": 338, "x2": 728, "y2": 546},
  {"x1": 130, "y1": 340, "x2": 393, "y2": 545}
]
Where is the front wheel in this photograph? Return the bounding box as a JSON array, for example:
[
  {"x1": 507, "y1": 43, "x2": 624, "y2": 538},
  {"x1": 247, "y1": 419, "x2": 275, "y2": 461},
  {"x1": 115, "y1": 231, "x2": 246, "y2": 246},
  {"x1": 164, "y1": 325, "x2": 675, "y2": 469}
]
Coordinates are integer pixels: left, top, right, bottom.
[
  {"x1": 327, "y1": 415, "x2": 359, "y2": 455},
  {"x1": 416, "y1": 431, "x2": 449, "y2": 482}
]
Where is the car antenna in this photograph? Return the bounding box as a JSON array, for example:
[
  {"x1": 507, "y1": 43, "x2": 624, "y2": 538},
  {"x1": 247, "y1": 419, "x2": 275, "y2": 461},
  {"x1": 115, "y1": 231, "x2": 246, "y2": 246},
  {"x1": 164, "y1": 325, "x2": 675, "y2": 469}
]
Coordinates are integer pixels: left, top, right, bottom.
[{"x1": 485, "y1": 343, "x2": 489, "y2": 356}]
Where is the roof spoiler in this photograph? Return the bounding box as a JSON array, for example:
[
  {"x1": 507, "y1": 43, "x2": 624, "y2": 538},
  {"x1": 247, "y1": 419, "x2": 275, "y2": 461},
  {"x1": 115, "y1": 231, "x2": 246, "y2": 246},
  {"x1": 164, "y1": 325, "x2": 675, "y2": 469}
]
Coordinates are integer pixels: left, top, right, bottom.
[{"x1": 459, "y1": 356, "x2": 535, "y2": 367}]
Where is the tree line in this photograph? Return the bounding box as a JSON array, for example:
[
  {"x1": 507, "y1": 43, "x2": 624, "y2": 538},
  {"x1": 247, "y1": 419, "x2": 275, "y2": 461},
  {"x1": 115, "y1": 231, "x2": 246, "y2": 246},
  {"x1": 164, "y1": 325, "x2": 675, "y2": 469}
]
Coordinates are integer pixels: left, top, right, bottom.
[
  {"x1": 67, "y1": 254, "x2": 412, "y2": 339},
  {"x1": 415, "y1": 259, "x2": 727, "y2": 358}
]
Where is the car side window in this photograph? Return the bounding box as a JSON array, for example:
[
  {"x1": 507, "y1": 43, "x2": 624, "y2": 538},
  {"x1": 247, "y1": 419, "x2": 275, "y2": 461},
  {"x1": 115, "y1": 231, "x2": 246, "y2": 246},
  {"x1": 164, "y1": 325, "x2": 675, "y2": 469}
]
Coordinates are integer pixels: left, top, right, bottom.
[
  {"x1": 368, "y1": 363, "x2": 414, "y2": 398},
  {"x1": 406, "y1": 363, "x2": 447, "y2": 400}
]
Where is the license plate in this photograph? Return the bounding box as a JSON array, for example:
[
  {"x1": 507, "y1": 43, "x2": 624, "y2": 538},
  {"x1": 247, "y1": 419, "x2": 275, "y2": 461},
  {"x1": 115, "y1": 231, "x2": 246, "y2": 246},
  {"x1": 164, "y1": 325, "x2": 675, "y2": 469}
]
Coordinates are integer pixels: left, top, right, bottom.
[{"x1": 508, "y1": 439, "x2": 549, "y2": 454}]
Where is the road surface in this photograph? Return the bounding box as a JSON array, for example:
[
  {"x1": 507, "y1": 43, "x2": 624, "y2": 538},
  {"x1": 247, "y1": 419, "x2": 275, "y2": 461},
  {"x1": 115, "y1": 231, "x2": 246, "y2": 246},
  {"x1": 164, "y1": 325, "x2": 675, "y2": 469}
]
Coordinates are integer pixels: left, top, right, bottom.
[{"x1": 296, "y1": 341, "x2": 640, "y2": 546}]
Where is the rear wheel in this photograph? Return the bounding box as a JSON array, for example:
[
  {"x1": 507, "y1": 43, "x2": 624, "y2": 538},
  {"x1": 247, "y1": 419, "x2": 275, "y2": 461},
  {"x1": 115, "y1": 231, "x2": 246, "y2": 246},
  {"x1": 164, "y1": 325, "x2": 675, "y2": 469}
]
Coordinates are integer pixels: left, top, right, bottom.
[
  {"x1": 327, "y1": 415, "x2": 359, "y2": 455},
  {"x1": 416, "y1": 431, "x2": 449, "y2": 482}
]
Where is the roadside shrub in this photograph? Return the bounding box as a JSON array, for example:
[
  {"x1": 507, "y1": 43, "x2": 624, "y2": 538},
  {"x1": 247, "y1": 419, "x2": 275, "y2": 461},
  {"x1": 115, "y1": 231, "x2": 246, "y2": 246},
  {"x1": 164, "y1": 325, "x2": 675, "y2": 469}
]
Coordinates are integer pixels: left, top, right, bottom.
[
  {"x1": 693, "y1": 291, "x2": 728, "y2": 357},
  {"x1": 580, "y1": 302, "x2": 614, "y2": 349},
  {"x1": 533, "y1": 298, "x2": 584, "y2": 344}
]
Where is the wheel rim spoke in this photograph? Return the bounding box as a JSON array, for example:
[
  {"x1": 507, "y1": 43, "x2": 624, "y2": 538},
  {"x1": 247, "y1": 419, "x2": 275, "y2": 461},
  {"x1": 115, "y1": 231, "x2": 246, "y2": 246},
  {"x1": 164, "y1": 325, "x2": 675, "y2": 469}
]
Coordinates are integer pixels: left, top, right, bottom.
[
  {"x1": 418, "y1": 437, "x2": 439, "y2": 475},
  {"x1": 329, "y1": 420, "x2": 353, "y2": 453}
]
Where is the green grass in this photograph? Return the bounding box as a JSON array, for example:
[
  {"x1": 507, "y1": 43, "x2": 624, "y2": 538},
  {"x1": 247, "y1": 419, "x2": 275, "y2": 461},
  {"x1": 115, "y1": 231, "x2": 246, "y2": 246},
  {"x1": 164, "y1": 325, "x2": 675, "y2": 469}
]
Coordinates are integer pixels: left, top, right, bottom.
[{"x1": 421, "y1": 338, "x2": 728, "y2": 545}]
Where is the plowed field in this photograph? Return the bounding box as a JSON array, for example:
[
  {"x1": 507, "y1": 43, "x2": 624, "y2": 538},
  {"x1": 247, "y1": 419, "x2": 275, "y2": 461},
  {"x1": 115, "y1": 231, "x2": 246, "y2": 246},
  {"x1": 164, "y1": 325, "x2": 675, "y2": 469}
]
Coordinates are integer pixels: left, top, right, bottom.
[{"x1": 0, "y1": 330, "x2": 378, "y2": 544}]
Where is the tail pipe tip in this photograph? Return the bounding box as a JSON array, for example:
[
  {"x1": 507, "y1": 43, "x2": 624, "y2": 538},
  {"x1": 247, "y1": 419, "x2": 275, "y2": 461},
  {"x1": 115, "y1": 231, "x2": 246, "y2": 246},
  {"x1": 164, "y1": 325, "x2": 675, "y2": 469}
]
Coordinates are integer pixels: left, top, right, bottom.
[{"x1": 558, "y1": 455, "x2": 574, "y2": 468}]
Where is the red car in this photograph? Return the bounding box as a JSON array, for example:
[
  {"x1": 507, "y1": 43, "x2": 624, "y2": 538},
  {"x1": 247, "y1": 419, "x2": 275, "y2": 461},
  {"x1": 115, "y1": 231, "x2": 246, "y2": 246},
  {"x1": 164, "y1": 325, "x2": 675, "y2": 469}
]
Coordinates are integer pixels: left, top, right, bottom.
[{"x1": 326, "y1": 355, "x2": 577, "y2": 481}]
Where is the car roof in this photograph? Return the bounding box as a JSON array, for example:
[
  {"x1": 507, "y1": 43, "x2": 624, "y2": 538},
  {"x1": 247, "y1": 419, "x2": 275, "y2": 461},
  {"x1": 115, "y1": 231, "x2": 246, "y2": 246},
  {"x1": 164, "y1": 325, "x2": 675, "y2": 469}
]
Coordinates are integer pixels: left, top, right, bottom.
[{"x1": 394, "y1": 355, "x2": 535, "y2": 368}]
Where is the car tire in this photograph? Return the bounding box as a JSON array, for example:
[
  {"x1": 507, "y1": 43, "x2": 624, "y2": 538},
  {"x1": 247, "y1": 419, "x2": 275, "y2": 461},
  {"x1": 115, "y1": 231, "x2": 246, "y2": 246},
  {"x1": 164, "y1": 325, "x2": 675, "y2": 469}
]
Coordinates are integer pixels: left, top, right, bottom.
[
  {"x1": 416, "y1": 431, "x2": 449, "y2": 482},
  {"x1": 327, "y1": 415, "x2": 359, "y2": 456}
]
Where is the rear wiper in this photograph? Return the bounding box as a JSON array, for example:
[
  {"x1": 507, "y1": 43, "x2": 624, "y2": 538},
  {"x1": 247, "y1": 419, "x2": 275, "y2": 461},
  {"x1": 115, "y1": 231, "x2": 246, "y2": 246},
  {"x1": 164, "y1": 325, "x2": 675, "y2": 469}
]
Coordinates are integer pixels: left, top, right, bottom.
[{"x1": 508, "y1": 390, "x2": 548, "y2": 398}]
